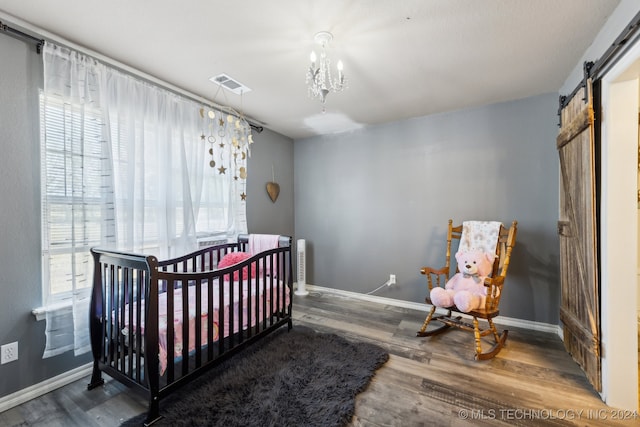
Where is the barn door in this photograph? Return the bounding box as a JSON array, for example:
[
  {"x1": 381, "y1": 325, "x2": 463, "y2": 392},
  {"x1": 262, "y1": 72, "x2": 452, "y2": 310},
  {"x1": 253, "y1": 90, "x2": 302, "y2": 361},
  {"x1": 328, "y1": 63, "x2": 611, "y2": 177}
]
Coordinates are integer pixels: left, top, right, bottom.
[{"x1": 557, "y1": 79, "x2": 601, "y2": 392}]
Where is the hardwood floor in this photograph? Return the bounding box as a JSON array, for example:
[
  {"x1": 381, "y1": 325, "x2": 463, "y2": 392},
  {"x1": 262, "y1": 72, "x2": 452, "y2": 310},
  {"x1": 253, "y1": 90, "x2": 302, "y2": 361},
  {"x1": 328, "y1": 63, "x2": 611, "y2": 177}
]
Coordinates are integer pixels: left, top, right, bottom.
[{"x1": 1, "y1": 290, "x2": 638, "y2": 426}]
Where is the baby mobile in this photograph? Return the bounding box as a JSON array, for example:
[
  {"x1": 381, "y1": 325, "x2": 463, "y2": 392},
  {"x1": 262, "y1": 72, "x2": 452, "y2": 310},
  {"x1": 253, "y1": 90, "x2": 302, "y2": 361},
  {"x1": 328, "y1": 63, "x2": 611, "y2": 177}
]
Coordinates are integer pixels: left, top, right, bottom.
[{"x1": 199, "y1": 97, "x2": 254, "y2": 200}]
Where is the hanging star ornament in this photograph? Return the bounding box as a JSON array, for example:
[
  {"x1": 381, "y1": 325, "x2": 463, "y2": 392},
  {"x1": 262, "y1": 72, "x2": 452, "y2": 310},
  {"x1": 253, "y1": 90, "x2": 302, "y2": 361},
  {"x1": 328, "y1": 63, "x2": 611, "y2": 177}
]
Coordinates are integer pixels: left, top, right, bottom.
[{"x1": 198, "y1": 98, "x2": 254, "y2": 184}]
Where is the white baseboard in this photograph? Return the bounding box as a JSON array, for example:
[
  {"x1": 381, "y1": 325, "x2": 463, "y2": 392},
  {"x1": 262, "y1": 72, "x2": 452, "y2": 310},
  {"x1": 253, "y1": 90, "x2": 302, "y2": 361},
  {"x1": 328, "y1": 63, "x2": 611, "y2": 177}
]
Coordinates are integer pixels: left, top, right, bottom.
[
  {"x1": 0, "y1": 362, "x2": 93, "y2": 414},
  {"x1": 304, "y1": 284, "x2": 563, "y2": 337}
]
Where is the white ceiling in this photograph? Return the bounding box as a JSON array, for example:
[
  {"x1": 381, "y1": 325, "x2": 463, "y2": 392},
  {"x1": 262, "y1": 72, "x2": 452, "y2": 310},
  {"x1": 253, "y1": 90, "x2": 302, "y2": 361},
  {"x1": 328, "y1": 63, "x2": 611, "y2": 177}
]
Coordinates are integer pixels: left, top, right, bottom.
[{"x1": 0, "y1": 0, "x2": 621, "y2": 139}]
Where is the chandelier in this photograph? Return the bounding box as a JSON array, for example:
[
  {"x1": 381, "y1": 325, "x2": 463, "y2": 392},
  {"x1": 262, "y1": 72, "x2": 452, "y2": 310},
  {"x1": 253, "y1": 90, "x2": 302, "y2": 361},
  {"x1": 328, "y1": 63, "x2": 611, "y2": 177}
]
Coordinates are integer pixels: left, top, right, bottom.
[{"x1": 306, "y1": 31, "x2": 346, "y2": 108}]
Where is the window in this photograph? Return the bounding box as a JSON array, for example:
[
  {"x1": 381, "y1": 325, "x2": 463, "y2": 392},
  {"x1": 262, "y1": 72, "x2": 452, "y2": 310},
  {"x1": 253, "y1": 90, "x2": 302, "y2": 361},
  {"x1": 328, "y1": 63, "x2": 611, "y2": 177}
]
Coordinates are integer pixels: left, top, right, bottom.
[
  {"x1": 40, "y1": 94, "x2": 109, "y2": 302},
  {"x1": 40, "y1": 93, "x2": 248, "y2": 304}
]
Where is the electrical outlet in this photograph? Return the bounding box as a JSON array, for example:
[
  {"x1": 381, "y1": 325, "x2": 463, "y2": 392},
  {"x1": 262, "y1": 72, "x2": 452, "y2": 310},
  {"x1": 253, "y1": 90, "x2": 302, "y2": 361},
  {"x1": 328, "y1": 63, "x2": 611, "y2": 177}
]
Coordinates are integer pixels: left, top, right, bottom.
[
  {"x1": 389, "y1": 274, "x2": 396, "y2": 285},
  {"x1": 1, "y1": 342, "x2": 18, "y2": 364}
]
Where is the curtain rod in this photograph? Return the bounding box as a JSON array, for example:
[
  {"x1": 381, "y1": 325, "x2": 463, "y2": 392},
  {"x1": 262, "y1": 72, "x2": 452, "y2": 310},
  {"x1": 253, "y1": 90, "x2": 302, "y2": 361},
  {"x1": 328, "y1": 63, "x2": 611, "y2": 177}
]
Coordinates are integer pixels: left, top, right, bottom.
[
  {"x1": 0, "y1": 20, "x2": 44, "y2": 53},
  {"x1": 0, "y1": 19, "x2": 264, "y2": 133}
]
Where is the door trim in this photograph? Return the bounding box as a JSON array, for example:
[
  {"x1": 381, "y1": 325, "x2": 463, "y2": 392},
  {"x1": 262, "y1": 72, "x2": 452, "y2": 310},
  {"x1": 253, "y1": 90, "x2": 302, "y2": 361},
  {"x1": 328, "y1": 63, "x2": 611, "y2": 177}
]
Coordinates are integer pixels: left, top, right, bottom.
[{"x1": 599, "y1": 48, "x2": 640, "y2": 410}]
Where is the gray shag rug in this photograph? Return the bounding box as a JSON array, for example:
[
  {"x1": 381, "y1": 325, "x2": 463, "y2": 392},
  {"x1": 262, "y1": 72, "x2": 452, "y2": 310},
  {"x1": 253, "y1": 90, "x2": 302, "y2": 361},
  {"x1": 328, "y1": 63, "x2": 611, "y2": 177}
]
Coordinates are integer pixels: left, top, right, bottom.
[{"x1": 121, "y1": 326, "x2": 389, "y2": 427}]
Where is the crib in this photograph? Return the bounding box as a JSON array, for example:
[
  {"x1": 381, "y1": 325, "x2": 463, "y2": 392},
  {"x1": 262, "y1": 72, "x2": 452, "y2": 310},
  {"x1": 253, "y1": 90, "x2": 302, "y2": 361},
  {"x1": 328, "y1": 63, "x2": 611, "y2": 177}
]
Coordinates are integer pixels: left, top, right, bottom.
[{"x1": 87, "y1": 234, "x2": 293, "y2": 425}]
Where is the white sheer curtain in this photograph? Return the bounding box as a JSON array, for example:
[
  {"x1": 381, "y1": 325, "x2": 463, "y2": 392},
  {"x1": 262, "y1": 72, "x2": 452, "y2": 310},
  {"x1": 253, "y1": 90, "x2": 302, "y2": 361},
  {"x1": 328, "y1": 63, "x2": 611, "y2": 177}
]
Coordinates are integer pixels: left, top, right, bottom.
[
  {"x1": 41, "y1": 42, "x2": 248, "y2": 358},
  {"x1": 102, "y1": 64, "x2": 206, "y2": 258},
  {"x1": 41, "y1": 44, "x2": 108, "y2": 357}
]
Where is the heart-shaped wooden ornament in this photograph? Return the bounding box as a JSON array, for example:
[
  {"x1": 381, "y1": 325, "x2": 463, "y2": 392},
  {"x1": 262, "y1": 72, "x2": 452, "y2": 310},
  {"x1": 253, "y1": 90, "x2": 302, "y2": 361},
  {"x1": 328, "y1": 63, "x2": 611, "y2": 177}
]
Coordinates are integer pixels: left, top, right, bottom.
[{"x1": 266, "y1": 182, "x2": 280, "y2": 203}]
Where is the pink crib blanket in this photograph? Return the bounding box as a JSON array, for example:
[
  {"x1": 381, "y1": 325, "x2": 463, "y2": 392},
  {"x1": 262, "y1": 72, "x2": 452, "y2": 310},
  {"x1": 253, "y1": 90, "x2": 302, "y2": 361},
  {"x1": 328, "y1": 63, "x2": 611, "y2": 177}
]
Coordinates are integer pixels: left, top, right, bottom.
[{"x1": 119, "y1": 278, "x2": 289, "y2": 375}]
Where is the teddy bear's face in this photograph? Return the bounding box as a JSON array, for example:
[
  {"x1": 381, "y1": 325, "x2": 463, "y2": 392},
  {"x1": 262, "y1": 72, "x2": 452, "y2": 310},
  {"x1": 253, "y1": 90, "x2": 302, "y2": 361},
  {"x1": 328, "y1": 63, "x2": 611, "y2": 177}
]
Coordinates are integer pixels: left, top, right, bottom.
[
  {"x1": 455, "y1": 250, "x2": 493, "y2": 277},
  {"x1": 458, "y1": 255, "x2": 480, "y2": 275}
]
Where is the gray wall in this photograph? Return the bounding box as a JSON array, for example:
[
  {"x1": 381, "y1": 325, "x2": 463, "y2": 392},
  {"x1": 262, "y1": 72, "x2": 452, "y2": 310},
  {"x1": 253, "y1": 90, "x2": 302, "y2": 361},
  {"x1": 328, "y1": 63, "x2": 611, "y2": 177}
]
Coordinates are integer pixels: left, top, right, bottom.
[
  {"x1": 0, "y1": 34, "x2": 81, "y2": 397},
  {"x1": 0, "y1": 35, "x2": 294, "y2": 399},
  {"x1": 246, "y1": 128, "x2": 294, "y2": 238},
  {"x1": 294, "y1": 93, "x2": 560, "y2": 324}
]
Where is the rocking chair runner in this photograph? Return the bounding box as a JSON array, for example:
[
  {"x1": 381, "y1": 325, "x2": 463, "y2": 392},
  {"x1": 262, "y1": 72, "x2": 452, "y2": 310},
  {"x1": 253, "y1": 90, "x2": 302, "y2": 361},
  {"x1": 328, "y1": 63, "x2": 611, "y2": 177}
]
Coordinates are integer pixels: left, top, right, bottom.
[{"x1": 417, "y1": 219, "x2": 517, "y2": 360}]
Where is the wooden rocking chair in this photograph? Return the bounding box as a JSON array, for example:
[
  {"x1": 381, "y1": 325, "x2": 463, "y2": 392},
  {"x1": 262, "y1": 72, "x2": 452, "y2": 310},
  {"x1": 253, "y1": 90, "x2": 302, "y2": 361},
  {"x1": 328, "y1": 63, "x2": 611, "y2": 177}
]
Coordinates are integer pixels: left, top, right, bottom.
[{"x1": 417, "y1": 219, "x2": 517, "y2": 360}]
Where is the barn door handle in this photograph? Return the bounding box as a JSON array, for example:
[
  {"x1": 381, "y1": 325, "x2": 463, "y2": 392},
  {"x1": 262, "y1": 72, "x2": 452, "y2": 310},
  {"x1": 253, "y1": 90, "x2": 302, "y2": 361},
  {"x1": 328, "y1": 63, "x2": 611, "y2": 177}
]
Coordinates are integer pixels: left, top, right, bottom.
[{"x1": 557, "y1": 220, "x2": 571, "y2": 236}]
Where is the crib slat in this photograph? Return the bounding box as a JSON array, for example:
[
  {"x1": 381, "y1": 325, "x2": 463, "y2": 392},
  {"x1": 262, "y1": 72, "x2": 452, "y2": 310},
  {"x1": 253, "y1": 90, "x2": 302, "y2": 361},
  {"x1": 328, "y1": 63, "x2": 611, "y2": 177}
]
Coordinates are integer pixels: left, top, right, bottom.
[
  {"x1": 246, "y1": 273, "x2": 252, "y2": 339},
  {"x1": 114, "y1": 266, "x2": 122, "y2": 369},
  {"x1": 218, "y1": 272, "x2": 225, "y2": 354},
  {"x1": 166, "y1": 280, "x2": 175, "y2": 383},
  {"x1": 261, "y1": 260, "x2": 266, "y2": 331},
  {"x1": 181, "y1": 278, "x2": 189, "y2": 377},
  {"x1": 114, "y1": 268, "x2": 120, "y2": 370},
  {"x1": 126, "y1": 269, "x2": 134, "y2": 377},
  {"x1": 207, "y1": 278, "x2": 214, "y2": 361},
  {"x1": 231, "y1": 273, "x2": 240, "y2": 348},
  {"x1": 273, "y1": 253, "x2": 278, "y2": 322},
  {"x1": 104, "y1": 265, "x2": 112, "y2": 366},
  {"x1": 119, "y1": 268, "x2": 127, "y2": 373},
  {"x1": 239, "y1": 272, "x2": 244, "y2": 346},
  {"x1": 195, "y1": 278, "x2": 202, "y2": 369},
  {"x1": 135, "y1": 269, "x2": 143, "y2": 383}
]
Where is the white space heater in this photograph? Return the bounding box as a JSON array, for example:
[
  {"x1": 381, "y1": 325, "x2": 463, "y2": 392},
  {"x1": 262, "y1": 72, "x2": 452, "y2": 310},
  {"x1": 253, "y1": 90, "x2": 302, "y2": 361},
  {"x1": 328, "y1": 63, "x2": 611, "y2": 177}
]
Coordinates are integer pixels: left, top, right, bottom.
[{"x1": 295, "y1": 239, "x2": 309, "y2": 296}]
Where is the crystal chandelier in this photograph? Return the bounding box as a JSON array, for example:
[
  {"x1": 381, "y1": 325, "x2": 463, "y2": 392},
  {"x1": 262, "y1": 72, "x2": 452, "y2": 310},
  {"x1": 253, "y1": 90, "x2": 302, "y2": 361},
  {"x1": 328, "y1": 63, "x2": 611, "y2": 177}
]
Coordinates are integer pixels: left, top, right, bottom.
[{"x1": 306, "y1": 31, "x2": 346, "y2": 108}]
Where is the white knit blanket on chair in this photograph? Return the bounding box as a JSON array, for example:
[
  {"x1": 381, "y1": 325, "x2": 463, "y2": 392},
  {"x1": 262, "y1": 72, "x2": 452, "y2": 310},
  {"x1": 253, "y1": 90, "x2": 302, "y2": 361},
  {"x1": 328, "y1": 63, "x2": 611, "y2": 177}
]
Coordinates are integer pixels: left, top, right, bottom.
[{"x1": 460, "y1": 221, "x2": 502, "y2": 256}]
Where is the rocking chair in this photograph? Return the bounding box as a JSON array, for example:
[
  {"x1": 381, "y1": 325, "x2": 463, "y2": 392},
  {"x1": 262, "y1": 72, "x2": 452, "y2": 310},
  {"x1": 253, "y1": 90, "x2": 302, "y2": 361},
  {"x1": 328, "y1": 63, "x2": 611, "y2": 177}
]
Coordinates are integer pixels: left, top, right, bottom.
[{"x1": 417, "y1": 219, "x2": 517, "y2": 360}]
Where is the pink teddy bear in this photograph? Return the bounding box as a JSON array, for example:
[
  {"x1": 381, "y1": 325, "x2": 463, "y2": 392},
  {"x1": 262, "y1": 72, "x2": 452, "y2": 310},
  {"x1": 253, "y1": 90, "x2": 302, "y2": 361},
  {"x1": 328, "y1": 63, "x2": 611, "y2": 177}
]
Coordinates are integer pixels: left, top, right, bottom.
[{"x1": 430, "y1": 249, "x2": 495, "y2": 312}]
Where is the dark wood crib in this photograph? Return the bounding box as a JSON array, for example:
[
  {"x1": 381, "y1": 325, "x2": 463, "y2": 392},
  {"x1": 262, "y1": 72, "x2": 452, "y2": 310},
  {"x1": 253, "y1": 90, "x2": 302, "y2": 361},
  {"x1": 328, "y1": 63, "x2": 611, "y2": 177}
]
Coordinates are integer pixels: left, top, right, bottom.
[{"x1": 87, "y1": 235, "x2": 293, "y2": 425}]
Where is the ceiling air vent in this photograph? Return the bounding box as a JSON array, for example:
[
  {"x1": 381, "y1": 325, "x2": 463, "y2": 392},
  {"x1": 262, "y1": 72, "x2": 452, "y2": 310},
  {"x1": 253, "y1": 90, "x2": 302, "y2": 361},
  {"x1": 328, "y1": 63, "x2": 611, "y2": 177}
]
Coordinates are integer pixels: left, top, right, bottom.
[{"x1": 209, "y1": 73, "x2": 252, "y2": 95}]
